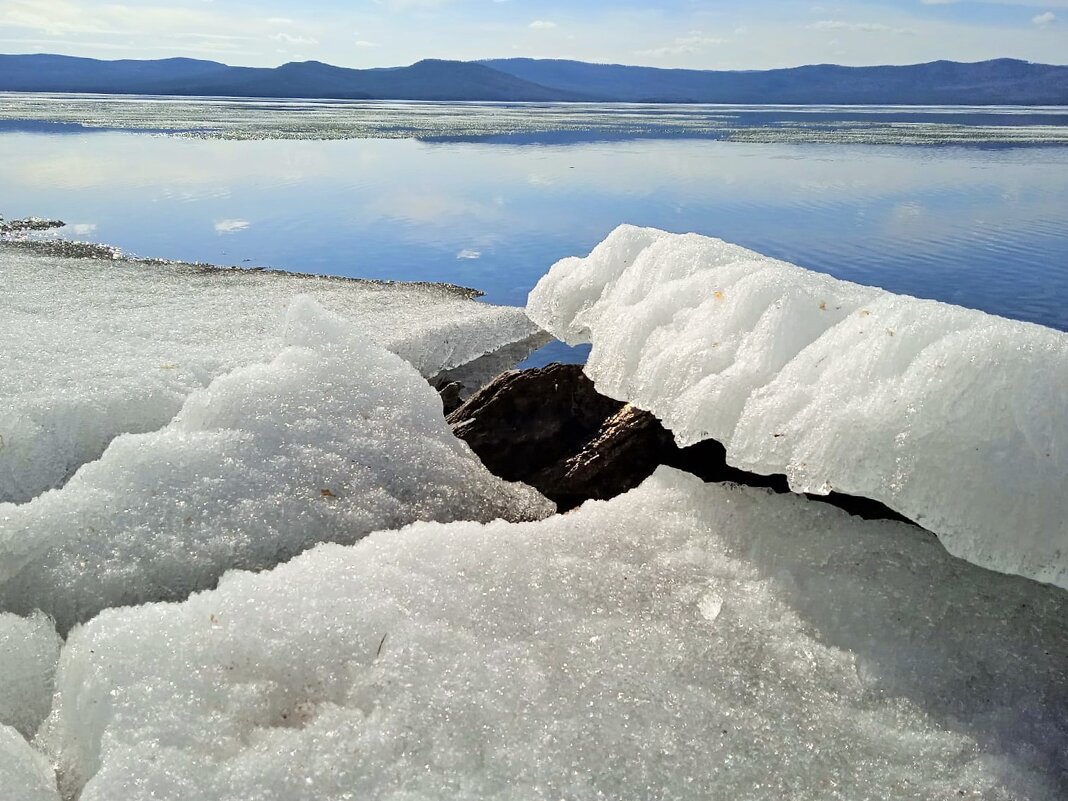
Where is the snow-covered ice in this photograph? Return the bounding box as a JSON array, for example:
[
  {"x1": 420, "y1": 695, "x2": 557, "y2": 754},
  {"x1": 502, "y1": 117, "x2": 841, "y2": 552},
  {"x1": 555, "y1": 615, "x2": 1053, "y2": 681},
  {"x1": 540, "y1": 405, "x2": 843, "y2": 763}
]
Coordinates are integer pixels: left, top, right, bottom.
[
  {"x1": 0, "y1": 298, "x2": 552, "y2": 632},
  {"x1": 5, "y1": 222, "x2": 1065, "y2": 800},
  {"x1": 40, "y1": 468, "x2": 1068, "y2": 800},
  {"x1": 0, "y1": 612, "x2": 61, "y2": 738},
  {"x1": 527, "y1": 225, "x2": 1068, "y2": 589},
  {"x1": 0, "y1": 244, "x2": 541, "y2": 505},
  {"x1": 0, "y1": 725, "x2": 60, "y2": 801}
]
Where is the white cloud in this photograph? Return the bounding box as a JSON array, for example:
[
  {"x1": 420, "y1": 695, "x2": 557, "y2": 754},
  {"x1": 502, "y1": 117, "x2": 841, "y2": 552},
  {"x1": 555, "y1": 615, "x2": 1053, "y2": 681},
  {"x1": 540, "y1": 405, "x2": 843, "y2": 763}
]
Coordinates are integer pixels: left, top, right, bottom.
[
  {"x1": 923, "y1": 0, "x2": 1068, "y2": 4},
  {"x1": 0, "y1": 0, "x2": 323, "y2": 60},
  {"x1": 636, "y1": 34, "x2": 725, "y2": 57},
  {"x1": 529, "y1": 20, "x2": 557, "y2": 30},
  {"x1": 0, "y1": 0, "x2": 234, "y2": 38},
  {"x1": 1033, "y1": 11, "x2": 1057, "y2": 25},
  {"x1": 272, "y1": 33, "x2": 318, "y2": 46},
  {"x1": 373, "y1": 0, "x2": 451, "y2": 10},
  {"x1": 214, "y1": 219, "x2": 249, "y2": 234},
  {"x1": 808, "y1": 20, "x2": 915, "y2": 35}
]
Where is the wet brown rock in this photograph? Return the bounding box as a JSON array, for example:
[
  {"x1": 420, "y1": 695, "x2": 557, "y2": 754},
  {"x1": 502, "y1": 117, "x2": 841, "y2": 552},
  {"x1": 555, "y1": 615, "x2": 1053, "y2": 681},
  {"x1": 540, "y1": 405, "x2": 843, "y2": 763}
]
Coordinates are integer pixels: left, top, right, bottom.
[
  {"x1": 449, "y1": 363, "x2": 912, "y2": 523},
  {"x1": 447, "y1": 364, "x2": 623, "y2": 496},
  {"x1": 435, "y1": 381, "x2": 465, "y2": 416}
]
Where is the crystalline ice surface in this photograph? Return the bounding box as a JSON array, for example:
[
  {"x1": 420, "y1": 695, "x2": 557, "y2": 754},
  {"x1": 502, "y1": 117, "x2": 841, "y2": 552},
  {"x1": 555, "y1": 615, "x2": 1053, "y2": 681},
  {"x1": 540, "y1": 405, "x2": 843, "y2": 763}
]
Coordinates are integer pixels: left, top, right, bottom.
[
  {"x1": 0, "y1": 245, "x2": 541, "y2": 504},
  {"x1": 0, "y1": 297, "x2": 552, "y2": 631},
  {"x1": 40, "y1": 468, "x2": 1068, "y2": 800},
  {"x1": 0, "y1": 612, "x2": 61, "y2": 738},
  {"x1": 527, "y1": 225, "x2": 1068, "y2": 589},
  {"x1": 0, "y1": 725, "x2": 60, "y2": 801}
]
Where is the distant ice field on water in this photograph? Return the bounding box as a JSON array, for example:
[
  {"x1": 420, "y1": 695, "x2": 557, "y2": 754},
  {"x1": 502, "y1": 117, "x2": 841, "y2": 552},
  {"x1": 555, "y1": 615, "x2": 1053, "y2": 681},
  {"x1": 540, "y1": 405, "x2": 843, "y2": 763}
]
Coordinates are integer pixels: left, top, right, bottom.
[
  {"x1": 1, "y1": 95, "x2": 1066, "y2": 364},
  {"x1": 2, "y1": 93, "x2": 1068, "y2": 144}
]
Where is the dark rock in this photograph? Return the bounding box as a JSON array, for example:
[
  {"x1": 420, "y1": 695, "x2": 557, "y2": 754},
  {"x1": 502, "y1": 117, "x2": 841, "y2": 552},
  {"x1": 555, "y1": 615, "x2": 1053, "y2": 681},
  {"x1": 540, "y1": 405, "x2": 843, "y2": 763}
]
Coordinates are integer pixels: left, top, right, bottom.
[
  {"x1": 557, "y1": 405, "x2": 791, "y2": 511},
  {"x1": 449, "y1": 363, "x2": 914, "y2": 524},
  {"x1": 447, "y1": 364, "x2": 623, "y2": 491},
  {"x1": 555, "y1": 404, "x2": 674, "y2": 507},
  {"x1": 0, "y1": 216, "x2": 65, "y2": 234},
  {"x1": 437, "y1": 381, "x2": 465, "y2": 416}
]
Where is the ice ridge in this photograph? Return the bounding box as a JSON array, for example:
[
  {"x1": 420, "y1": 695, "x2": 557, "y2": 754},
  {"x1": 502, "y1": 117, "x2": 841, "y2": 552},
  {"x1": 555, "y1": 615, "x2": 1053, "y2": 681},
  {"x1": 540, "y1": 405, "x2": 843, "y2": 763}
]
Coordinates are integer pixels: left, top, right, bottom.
[{"x1": 527, "y1": 225, "x2": 1068, "y2": 588}]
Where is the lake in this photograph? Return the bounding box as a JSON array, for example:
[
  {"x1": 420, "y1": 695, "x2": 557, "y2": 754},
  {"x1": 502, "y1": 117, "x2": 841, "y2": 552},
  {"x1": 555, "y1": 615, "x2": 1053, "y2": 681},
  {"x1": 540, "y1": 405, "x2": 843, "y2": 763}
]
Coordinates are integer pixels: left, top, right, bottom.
[{"x1": 1, "y1": 95, "x2": 1066, "y2": 365}]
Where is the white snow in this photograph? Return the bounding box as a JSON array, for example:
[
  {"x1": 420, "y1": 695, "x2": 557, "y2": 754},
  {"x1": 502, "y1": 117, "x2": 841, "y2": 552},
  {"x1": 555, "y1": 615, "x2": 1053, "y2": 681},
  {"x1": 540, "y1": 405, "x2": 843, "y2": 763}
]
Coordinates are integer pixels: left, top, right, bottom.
[
  {"x1": 0, "y1": 298, "x2": 552, "y2": 632},
  {"x1": 0, "y1": 245, "x2": 541, "y2": 505},
  {"x1": 527, "y1": 225, "x2": 1068, "y2": 588},
  {"x1": 40, "y1": 468, "x2": 1068, "y2": 801},
  {"x1": 5, "y1": 225, "x2": 1065, "y2": 799},
  {"x1": 0, "y1": 612, "x2": 61, "y2": 739},
  {"x1": 0, "y1": 725, "x2": 60, "y2": 801}
]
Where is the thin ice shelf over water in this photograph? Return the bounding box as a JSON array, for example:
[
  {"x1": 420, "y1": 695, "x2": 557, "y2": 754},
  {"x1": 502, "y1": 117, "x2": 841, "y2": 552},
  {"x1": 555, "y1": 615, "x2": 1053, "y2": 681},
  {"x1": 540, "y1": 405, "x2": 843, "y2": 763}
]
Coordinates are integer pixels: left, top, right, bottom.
[{"x1": 528, "y1": 225, "x2": 1068, "y2": 589}]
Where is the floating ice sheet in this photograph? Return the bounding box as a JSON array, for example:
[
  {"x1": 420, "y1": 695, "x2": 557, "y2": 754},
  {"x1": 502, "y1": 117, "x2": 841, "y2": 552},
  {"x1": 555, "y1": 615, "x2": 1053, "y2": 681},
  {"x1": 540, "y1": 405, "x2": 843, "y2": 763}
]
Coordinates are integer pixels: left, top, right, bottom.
[
  {"x1": 1, "y1": 94, "x2": 1066, "y2": 145},
  {"x1": 0, "y1": 298, "x2": 552, "y2": 631},
  {"x1": 0, "y1": 725, "x2": 59, "y2": 801},
  {"x1": 527, "y1": 225, "x2": 1068, "y2": 589},
  {"x1": 40, "y1": 468, "x2": 1068, "y2": 800},
  {"x1": 0, "y1": 612, "x2": 61, "y2": 738},
  {"x1": 0, "y1": 244, "x2": 540, "y2": 504}
]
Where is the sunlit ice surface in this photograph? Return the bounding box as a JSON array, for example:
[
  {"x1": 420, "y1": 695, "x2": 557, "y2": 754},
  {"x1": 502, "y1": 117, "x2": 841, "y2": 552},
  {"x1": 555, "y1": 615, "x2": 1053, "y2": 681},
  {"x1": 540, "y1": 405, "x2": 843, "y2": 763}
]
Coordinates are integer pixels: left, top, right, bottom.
[{"x1": 1, "y1": 93, "x2": 1068, "y2": 145}]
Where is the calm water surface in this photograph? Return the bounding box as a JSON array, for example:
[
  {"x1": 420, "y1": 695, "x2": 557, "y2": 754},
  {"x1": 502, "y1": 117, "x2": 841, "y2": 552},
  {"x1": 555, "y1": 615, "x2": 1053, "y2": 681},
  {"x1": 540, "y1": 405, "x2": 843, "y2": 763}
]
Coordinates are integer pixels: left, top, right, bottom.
[{"x1": 1, "y1": 100, "x2": 1066, "y2": 363}]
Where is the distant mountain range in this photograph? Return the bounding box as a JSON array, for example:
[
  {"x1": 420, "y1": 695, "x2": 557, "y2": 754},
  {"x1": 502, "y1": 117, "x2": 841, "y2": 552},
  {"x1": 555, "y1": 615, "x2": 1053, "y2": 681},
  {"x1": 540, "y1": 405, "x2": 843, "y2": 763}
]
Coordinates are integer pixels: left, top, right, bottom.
[{"x1": 1, "y1": 53, "x2": 1065, "y2": 105}]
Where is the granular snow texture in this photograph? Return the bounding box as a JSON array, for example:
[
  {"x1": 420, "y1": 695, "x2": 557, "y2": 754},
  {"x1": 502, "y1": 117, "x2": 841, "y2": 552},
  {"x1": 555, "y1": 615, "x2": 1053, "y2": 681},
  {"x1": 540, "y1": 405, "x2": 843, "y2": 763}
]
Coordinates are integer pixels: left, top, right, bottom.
[
  {"x1": 0, "y1": 245, "x2": 540, "y2": 505},
  {"x1": 41, "y1": 469, "x2": 1068, "y2": 801},
  {"x1": 0, "y1": 298, "x2": 551, "y2": 631}
]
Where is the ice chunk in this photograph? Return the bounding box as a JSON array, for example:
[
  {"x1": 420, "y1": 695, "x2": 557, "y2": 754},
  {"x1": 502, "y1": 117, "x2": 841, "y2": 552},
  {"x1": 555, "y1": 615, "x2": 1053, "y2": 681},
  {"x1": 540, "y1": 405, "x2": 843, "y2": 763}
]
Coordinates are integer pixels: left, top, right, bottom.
[
  {"x1": 0, "y1": 725, "x2": 60, "y2": 801},
  {"x1": 0, "y1": 612, "x2": 61, "y2": 739},
  {"x1": 0, "y1": 244, "x2": 541, "y2": 504},
  {"x1": 527, "y1": 225, "x2": 1068, "y2": 588},
  {"x1": 0, "y1": 298, "x2": 552, "y2": 632},
  {"x1": 430, "y1": 330, "x2": 553, "y2": 405},
  {"x1": 41, "y1": 469, "x2": 1067, "y2": 800}
]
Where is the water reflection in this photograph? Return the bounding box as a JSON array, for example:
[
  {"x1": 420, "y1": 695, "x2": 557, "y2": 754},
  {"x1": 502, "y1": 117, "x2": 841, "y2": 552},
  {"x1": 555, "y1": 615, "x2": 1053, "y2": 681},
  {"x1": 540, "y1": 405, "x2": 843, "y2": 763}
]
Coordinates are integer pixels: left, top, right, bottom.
[{"x1": 1, "y1": 127, "x2": 1066, "y2": 341}]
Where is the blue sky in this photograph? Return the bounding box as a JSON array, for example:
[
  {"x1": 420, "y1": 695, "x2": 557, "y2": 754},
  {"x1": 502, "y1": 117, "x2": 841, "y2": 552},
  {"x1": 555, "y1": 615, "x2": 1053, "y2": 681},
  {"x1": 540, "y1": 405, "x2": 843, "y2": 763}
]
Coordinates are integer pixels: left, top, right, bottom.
[{"x1": 0, "y1": 0, "x2": 1064, "y2": 68}]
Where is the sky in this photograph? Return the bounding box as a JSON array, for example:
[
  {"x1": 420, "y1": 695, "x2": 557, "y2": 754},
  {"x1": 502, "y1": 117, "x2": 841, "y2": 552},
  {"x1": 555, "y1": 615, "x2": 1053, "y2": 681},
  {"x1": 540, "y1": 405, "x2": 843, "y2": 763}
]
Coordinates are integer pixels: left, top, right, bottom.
[{"x1": 0, "y1": 0, "x2": 1064, "y2": 69}]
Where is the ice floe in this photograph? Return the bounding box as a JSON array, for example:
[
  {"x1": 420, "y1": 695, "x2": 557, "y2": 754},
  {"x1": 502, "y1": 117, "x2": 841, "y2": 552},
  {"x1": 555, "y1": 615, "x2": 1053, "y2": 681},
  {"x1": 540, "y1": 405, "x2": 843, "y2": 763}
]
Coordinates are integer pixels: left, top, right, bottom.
[
  {"x1": 40, "y1": 468, "x2": 1068, "y2": 800},
  {"x1": 0, "y1": 298, "x2": 551, "y2": 631},
  {"x1": 1, "y1": 94, "x2": 1067, "y2": 145},
  {"x1": 528, "y1": 225, "x2": 1068, "y2": 589},
  {"x1": 0, "y1": 244, "x2": 540, "y2": 504}
]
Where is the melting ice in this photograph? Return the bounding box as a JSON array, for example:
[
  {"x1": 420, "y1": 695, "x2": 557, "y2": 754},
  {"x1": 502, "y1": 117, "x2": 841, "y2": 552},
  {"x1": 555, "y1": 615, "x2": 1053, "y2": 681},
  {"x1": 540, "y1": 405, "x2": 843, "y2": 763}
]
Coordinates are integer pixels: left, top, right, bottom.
[
  {"x1": 1, "y1": 230, "x2": 1066, "y2": 800},
  {"x1": 40, "y1": 469, "x2": 1068, "y2": 801},
  {"x1": 0, "y1": 245, "x2": 540, "y2": 504},
  {"x1": 0, "y1": 296, "x2": 551, "y2": 631},
  {"x1": 528, "y1": 225, "x2": 1068, "y2": 589}
]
